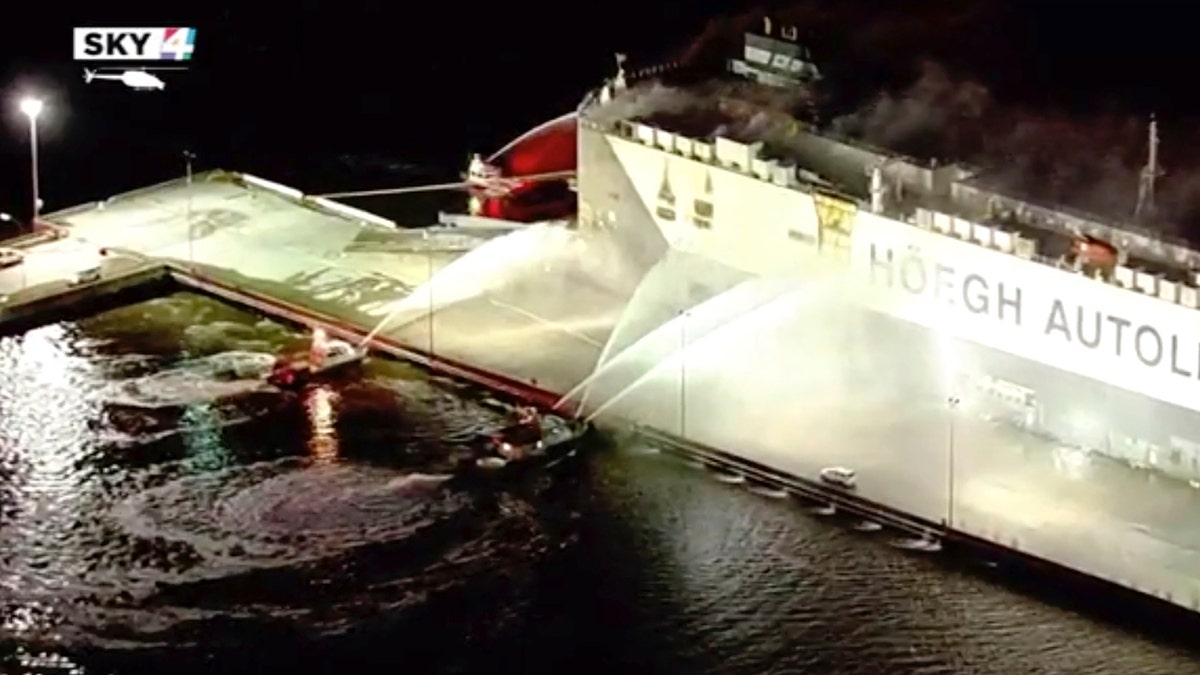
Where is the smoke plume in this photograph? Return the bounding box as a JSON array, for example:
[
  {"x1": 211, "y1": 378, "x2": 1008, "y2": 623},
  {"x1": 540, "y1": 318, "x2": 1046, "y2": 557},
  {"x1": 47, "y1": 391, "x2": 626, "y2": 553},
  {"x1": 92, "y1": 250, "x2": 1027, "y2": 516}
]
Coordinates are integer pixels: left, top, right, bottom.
[
  {"x1": 671, "y1": 2, "x2": 1200, "y2": 232},
  {"x1": 828, "y1": 60, "x2": 1200, "y2": 230},
  {"x1": 585, "y1": 82, "x2": 698, "y2": 126},
  {"x1": 588, "y1": 76, "x2": 815, "y2": 129}
]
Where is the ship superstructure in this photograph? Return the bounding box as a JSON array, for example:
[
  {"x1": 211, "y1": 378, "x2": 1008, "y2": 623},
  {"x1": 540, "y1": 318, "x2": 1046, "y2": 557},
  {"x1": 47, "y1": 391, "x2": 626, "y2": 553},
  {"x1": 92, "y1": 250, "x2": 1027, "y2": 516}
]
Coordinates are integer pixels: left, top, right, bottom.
[{"x1": 576, "y1": 18, "x2": 1200, "y2": 483}]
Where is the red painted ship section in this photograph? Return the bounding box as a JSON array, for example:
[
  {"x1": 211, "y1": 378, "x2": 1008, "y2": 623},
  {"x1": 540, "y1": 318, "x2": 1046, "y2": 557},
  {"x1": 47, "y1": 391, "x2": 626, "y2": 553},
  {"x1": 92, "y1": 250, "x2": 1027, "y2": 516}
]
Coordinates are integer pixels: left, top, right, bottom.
[{"x1": 479, "y1": 112, "x2": 578, "y2": 222}]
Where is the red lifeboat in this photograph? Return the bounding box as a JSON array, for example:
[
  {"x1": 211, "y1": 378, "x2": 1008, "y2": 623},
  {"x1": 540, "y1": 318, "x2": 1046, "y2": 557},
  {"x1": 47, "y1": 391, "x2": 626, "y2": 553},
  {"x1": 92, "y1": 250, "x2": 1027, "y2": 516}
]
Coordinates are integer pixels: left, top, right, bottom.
[
  {"x1": 1072, "y1": 235, "x2": 1118, "y2": 268},
  {"x1": 472, "y1": 112, "x2": 577, "y2": 222}
]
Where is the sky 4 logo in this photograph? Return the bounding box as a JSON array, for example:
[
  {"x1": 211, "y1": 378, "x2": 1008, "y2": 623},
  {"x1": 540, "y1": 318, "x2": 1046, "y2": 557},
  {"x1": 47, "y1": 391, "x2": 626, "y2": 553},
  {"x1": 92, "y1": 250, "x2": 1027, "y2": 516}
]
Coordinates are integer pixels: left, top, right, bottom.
[{"x1": 73, "y1": 27, "x2": 196, "y2": 61}]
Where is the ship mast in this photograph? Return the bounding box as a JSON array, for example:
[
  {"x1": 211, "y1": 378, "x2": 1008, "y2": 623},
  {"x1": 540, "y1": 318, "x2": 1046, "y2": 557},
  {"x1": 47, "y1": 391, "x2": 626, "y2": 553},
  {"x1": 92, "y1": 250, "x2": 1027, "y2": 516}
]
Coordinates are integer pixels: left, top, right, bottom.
[
  {"x1": 600, "y1": 53, "x2": 628, "y2": 104},
  {"x1": 868, "y1": 160, "x2": 887, "y2": 213},
  {"x1": 1134, "y1": 114, "x2": 1163, "y2": 220},
  {"x1": 613, "y1": 52, "x2": 627, "y2": 91}
]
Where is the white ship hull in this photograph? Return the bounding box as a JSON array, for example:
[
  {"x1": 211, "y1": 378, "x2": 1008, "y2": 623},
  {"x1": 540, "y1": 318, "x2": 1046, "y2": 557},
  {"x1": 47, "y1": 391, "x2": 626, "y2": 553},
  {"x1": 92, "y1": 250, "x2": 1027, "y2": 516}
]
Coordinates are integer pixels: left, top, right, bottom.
[{"x1": 574, "y1": 121, "x2": 1200, "y2": 483}]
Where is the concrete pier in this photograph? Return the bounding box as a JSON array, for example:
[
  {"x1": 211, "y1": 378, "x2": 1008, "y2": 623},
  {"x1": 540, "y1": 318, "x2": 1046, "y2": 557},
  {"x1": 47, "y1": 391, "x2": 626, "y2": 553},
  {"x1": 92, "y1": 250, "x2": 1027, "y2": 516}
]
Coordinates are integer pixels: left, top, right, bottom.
[
  {"x1": 9, "y1": 170, "x2": 1200, "y2": 619},
  {"x1": 0, "y1": 261, "x2": 172, "y2": 335}
]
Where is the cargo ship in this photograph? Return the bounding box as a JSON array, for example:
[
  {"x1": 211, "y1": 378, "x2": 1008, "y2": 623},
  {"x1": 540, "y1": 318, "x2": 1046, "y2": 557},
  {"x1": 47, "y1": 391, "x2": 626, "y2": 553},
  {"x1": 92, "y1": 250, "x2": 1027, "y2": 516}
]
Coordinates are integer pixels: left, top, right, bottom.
[{"x1": 556, "y1": 16, "x2": 1200, "y2": 487}]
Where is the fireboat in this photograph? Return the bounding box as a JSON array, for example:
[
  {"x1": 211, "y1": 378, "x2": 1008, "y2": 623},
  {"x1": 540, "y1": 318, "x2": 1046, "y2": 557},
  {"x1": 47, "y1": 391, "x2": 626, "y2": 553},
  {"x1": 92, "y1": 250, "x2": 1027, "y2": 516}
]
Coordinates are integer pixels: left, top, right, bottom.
[
  {"x1": 267, "y1": 327, "x2": 368, "y2": 390},
  {"x1": 454, "y1": 404, "x2": 591, "y2": 484}
]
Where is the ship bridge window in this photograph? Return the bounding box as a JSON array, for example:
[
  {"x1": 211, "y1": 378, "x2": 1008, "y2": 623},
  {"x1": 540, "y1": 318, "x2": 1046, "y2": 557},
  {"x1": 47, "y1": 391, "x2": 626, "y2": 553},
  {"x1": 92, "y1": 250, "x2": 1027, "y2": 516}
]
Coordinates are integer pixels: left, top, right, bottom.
[
  {"x1": 745, "y1": 46, "x2": 771, "y2": 65},
  {"x1": 656, "y1": 205, "x2": 677, "y2": 221},
  {"x1": 692, "y1": 215, "x2": 711, "y2": 229},
  {"x1": 694, "y1": 199, "x2": 713, "y2": 218}
]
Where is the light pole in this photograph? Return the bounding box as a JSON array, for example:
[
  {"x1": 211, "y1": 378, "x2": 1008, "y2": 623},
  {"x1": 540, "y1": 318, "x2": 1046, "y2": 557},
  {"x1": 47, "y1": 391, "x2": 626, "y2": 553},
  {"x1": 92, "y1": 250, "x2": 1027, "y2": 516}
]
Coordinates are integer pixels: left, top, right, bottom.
[
  {"x1": 425, "y1": 229, "x2": 434, "y2": 357},
  {"x1": 19, "y1": 97, "x2": 43, "y2": 231},
  {"x1": 947, "y1": 395, "x2": 960, "y2": 529},
  {"x1": 184, "y1": 150, "x2": 195, "y2": 267},
  {"x1": 680, "y1": 310, "x2": 688, "y2": 437}
]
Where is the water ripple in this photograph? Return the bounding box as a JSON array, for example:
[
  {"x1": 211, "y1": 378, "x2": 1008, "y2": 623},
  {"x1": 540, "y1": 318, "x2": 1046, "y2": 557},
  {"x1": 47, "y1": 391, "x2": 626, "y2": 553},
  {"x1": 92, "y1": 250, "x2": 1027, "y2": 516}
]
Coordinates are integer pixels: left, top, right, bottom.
[
  {"x1": 5, "y1": 292, "x2": 1199, "y2": 674},
  {"x1": 112, "y1": 460, "x2": 463, "y2": 570}
]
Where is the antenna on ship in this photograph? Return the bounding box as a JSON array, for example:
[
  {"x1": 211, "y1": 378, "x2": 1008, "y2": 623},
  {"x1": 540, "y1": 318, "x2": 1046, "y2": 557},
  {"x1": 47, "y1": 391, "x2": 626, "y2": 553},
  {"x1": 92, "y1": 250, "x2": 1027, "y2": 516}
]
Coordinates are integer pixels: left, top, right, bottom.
[
  {"x1": 1134, "y1": 114, "x2": 1164, "y2": 220},
  {"x1": 600, "y1": 52, "x2": 627, "y2": 103},
  {"x1": 614, "y1": 53, "x2": 628, "y2": 91},
  {"x1": 866, "y1": 158, "x2": 896, "y2": 213}
]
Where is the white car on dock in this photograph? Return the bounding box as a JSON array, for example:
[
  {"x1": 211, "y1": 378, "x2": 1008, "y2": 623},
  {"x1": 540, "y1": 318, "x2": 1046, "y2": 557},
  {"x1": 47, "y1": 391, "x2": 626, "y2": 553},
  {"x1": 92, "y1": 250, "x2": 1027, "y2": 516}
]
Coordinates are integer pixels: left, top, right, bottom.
[
  {"x1": 819, "y1": 466, "x2": 857, "y2": 489},
  {"x1": 0, "y1": 247, "x2": 24, "y2": 269}
]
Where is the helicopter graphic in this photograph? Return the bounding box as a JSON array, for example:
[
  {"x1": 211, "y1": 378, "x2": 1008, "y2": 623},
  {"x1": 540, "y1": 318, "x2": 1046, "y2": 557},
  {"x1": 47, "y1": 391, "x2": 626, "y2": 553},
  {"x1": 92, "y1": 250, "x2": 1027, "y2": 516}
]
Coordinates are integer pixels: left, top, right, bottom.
[{"x1": 82, "y1": 67, "x2": 183, "y2": 91}]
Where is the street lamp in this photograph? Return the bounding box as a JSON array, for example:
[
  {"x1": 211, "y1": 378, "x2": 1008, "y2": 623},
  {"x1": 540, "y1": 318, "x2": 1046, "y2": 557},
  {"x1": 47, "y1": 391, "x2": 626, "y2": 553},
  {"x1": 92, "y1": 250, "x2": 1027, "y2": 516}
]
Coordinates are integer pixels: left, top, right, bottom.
[
  {"x1": 424, "y1": 229, "x2": 434, "y2": 356},
  {"x1": 679, "y1": 310, "x2": 688, "y2": 437},
  {"x1": 18, "y1": 97, "x2": 43, "y2": 229},
  {"x1": 947, "y1": 395, "x2": 961, "y2": 529},
  {"x1": 184, "y1": 150, "x2": 196, "y2": 267}
]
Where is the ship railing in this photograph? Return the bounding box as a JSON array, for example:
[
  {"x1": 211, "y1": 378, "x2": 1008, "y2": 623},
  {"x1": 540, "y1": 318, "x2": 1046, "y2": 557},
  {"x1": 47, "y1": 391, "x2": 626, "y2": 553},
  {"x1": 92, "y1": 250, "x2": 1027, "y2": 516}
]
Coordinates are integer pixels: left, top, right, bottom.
[
  {"x1": 587, "y1": 73, "x2": 1200, "y2": 276},
  {"x1": 627, "y1": 61, "x2": 681, "y2": 82},
  {"x1": 613, "y1": 117, "x2": 869, "y2": 207},
  {"x1": 958, "y1": 178, "x2": 1200, "y2": 276},
  {"x1": 605, "y1": 114, "x2": 1200, "y2": 312},
  {"x1": 916, "y1": 203, "x2": 1200, "y2": 310},
  {"x1": 833, "y1": 125, "x2": 1200, "y2": 274}
]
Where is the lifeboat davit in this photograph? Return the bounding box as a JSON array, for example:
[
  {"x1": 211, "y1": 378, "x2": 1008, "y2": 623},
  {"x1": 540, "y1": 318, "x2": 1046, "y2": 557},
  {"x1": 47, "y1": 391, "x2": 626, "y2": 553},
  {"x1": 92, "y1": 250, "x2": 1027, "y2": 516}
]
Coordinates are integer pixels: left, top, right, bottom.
[{"x1": 473, "y1": 112, "x2": 577, "y2": 222}]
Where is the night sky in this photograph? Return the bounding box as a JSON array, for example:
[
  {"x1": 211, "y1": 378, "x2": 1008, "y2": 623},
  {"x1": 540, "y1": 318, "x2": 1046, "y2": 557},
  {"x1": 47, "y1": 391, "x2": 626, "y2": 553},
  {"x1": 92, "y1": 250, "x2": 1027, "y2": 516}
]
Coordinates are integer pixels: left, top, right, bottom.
[{"x1": 0, "y1": 1, "x2": 1197, "y2": 232}]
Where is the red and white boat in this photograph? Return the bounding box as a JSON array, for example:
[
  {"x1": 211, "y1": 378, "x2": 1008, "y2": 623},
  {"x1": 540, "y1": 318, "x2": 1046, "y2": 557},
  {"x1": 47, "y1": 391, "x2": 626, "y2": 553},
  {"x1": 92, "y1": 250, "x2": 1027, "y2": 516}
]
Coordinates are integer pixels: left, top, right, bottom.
[{"x1": 267, "y1": 328, "x2": 368, "y2": 390}]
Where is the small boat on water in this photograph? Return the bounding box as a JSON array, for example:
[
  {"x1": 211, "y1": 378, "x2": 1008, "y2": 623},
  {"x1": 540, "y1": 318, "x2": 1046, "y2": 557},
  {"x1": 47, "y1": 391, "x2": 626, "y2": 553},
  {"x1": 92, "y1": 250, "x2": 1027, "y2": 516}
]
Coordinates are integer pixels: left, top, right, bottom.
[
  {"x1": 268, "y1": 328, "x2": 368, "y2": 390},
  {"x1": 454, "y1": 406, "x2": 591, "y2": 484}
]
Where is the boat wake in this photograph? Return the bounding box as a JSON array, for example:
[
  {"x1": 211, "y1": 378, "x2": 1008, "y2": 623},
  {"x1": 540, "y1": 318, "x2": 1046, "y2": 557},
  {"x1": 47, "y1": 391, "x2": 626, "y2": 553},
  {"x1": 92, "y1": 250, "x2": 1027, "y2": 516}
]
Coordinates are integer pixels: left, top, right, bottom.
[
  {"x1": 89, "y1": 351, "x2": 280, "y2": 449},
  {"x1": 110, "y1": 459, "x2": 464, "y2": 572},
  {"x1": 101, "y1": 351, "x2": 276, "y2": 410},
  {"x1": 181, "y1": 322, "x2": 282, "y2": 355},
  {"x1": 1, "y1": 323, "x2": 566, "y2": 659},
  {"x1": 1, "y1": 458, "x2": 559, "y2": 652}
]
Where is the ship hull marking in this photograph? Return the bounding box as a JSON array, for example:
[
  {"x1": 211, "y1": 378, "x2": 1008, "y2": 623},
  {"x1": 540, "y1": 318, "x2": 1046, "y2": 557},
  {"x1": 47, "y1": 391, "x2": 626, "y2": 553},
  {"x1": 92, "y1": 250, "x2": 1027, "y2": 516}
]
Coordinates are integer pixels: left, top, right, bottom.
[{"x1": 863, "y1": 238, "x2": 1200, "y2": 392}]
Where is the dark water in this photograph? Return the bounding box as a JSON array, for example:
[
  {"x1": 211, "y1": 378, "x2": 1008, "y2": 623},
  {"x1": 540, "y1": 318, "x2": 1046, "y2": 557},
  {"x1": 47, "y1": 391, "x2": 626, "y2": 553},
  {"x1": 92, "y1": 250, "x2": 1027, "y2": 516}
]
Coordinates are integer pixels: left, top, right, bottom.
[{"x1": 2, "y1": 294, "x2": 1199, "y2": 674}]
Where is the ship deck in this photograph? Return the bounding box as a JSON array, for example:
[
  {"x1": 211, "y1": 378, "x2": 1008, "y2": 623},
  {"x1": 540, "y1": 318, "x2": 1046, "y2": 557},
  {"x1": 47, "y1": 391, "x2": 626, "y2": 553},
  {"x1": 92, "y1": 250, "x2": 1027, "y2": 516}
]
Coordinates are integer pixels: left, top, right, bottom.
[
  {"x1": 5, "y1": 172, "x2": 1200, "y2": 612},
  {"x1": 610, "y1": 85, "x2": 1200, "y2": 279}
]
